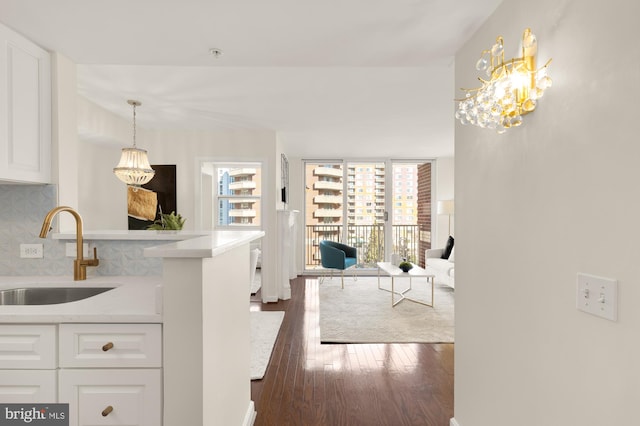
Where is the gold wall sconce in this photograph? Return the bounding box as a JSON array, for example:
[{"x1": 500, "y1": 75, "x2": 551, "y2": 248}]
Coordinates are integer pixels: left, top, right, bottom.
[{"x1": 455, "y1": 28, "x2": 552, "y2": 133}]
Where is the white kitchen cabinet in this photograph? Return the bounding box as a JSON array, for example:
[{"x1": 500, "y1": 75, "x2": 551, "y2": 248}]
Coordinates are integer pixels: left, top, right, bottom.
[
  {"x1": 0, "y1": 370, "x2": 57, "y2": 402},
  {"x1": 0, "y1": 324, "x2": 56, "y2": 369},
  {"x1": 0, "y1": 22, "x2": 51, "y2": 184},
  {"x1": 0, "y1": 323, "x2": 162, "y2": 424},
  {"x1": 0, "y1": 325, "x2": 57, "y2": 403},
  {"x1": 59, "y1": 323, "x2": 162, "y2": 368},
  {"x1": 59, "y1": 368, "x2": 162, "y2": 426},
  {"x1": 58, "y1": 323, "x2": 163, "y2": 426}
]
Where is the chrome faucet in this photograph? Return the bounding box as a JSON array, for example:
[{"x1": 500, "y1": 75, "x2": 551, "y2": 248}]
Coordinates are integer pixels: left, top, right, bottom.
[{"x1": 39, "y1": 206, "x2": 99, "y2": 280}]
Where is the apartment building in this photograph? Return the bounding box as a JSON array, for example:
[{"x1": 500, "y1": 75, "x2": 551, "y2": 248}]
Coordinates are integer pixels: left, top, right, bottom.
[{"x1": 218, "y1": 167, "x2": 262, "y2": 226}]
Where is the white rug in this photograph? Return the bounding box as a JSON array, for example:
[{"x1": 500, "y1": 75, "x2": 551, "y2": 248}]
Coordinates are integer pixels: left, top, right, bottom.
[
  {"x1": 250, "y1": 310, "x2": 285, "y2": 380},
  {"x1": 319, "y1": 276, "x2": 454, "y2": 343}
]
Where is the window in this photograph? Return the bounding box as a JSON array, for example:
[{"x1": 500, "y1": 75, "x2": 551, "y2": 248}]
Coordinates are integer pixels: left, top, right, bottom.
[{"x1": 214, "y1": 162, "x2": 262, "y2": 228}]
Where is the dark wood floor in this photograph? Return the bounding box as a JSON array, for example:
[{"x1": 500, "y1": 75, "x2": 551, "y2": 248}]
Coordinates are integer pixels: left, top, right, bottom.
[{"x1": 250, "y1": 276, "x2": 454, "y2": 426}]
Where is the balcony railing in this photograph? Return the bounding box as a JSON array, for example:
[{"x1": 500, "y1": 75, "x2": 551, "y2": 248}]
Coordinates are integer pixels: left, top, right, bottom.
[
  {"x1": 228, "y1": 209, "x2": 256, "y2": 217},
  {"x1": 305, "y1": 224, "x2": 421, "y2": 269},
  {"x1": 314, "y1": 209, "x2": 342, "y2": 218},
  {"x1": 229, "y1": 181, "x2": 256, "y2": 190},
  {"x1": 229, "y1": 168, "x2": 257, "y2": 177},
  {"x1": 314, "y1": 181, "x2": 342, "y2": 191},
  {"x1": 313, "y1": 195, "x2": 343, "y2": 204},
  {"x1": 314, "y1": 167, "x2": 343, "y2": 178}
]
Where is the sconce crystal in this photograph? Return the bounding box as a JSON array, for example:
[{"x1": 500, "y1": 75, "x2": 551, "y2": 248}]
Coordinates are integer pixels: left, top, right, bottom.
[
  {"x1": 455, "y1": 28, "x2": 552, "y2": 134},
  {"x1": 113, "y1": 100, "x2": 155, "y2": 186}
]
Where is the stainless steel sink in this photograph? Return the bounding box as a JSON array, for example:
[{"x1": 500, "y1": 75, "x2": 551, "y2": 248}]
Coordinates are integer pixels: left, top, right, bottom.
[{"x1": 0, "y1": 287, "x2": 115, "y2": 305}]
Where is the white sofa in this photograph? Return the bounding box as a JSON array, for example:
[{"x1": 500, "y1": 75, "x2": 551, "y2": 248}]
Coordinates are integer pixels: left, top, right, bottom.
[{"x1": 425, "y1": 248, "x2": 455, "y2": 288}]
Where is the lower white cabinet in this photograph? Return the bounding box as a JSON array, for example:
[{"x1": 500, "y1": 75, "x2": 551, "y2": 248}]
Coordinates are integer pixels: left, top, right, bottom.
[
  {"x1": 0, "y1": 324, "x2": 56, "y2": 369},
  {"x1": 0, "y1": 325, "x2": 57, "y2": 402},
  {"x1": 59, "y1": 323, "x2": 162, "y2": 368},
  {"x1": 58, "y1": 323, "x2": 163, "y2": 426},
  {"x1": 59, "y1": 369, "x2": 162, "y2": 426},
  {"x1": 0, "y1": 323, "x2": 163, "y2": 425},
  {"x1": 0, "y1": 370, "x2": 56, "y2": 402}
]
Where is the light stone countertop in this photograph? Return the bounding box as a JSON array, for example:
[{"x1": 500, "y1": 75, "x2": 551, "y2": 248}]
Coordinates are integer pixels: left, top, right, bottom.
[
  {"x1": 0, "y1": 275, "x2": 162, "y2": 323},
  {"x1": 144, "y1": 230, "x2": 265, "y2": 258}
]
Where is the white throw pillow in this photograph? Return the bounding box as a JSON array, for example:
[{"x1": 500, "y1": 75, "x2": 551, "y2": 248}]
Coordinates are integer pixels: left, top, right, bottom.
[{"x1": 448, "y1": 247, "x2": 455, "y2": 262}]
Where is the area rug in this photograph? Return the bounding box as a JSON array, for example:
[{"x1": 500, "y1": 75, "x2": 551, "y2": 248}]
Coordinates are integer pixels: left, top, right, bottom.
[
  {"x1": 250, "y1": 310, "x2": 285, "y2": 380},
  {"x1": 319, "y1": 276, "x2": 454, "y2": 343}
]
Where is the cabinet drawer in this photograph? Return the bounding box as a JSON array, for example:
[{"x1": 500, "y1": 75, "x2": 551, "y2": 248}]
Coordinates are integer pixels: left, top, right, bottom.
[
  {"x1": 59, "y1": 368, "x2": 161, "y2": 426},
  {"x1": 59, "y1": 324, "x2": 161, "y2": 368},
  {"x1": 0, "y1": 324, "x2": 56, "y2": 369},
  {"x1": 0, "y1": 370, "x2": 57, "y2": 403}
]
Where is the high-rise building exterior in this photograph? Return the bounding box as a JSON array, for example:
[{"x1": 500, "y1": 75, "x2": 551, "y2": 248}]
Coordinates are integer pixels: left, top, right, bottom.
[
  {"x1": 305, "y1": 162, "x2": 425, "y2": 267},
  {"x1": 218, "y1": 166, "x2": 262, "y2": 226}
]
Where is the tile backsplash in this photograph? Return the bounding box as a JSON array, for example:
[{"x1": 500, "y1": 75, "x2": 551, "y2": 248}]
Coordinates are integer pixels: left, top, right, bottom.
[{"x1": 0, "y1": 185, "x2": 165, "y2": 276}]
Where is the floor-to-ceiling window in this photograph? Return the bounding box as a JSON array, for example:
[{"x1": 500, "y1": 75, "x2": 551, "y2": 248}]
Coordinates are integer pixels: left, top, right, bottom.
[{"x1": 304, "y1": 159, "x2": 432, "y2": 272}]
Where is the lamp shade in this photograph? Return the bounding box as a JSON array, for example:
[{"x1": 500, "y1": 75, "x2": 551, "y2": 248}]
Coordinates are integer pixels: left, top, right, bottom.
[
  {"x1": 437, "y1": 200, "x2": 454, "y2": 216},
  {"x1": 113, "y1": 147, "x2": 155, "y2": 186}
]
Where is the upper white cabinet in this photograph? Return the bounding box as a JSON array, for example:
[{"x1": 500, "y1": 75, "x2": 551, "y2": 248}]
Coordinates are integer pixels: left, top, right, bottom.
[{"x1": 0, "y1": 23, "x2": 51, "y2": 184}]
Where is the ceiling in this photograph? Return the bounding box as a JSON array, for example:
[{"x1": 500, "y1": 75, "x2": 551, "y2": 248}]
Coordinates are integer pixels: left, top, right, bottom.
[{"x1": 0, "y1": 0, "x2": 503, "y2": 157}]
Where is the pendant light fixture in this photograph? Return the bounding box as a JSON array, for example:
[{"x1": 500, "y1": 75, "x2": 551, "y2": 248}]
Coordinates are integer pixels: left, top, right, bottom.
[{"x1": 113, "y1": 100, "x2": 155, "y2": 187}]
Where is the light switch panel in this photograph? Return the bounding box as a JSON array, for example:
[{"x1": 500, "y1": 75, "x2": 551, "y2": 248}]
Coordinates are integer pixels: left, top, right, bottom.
[
  {"x1": 20, "y1": 243, "x2": 43, "y2": 258},
  {"x1": 576, "y1": 273, "x2": 617, "y2": 321}
]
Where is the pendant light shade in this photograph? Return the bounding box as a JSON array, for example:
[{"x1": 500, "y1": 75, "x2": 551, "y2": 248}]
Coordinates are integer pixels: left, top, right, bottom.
[{"x1": 113, "y1": 100, "x2": 155, "y2": 186}]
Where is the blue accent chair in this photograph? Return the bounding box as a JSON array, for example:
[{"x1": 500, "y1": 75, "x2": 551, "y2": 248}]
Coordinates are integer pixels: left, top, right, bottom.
[{"x1": 319, "y1": 240, "x2": 357, "y2": 289}]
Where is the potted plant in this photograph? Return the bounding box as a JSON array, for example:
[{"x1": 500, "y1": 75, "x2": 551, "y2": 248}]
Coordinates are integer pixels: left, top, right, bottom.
[
  {"x1": 398, "y1": 261, "x2": 413, "y2": 273},
  {"x1": 147, "y1": 211, "x2": 185, "y2": 231}
]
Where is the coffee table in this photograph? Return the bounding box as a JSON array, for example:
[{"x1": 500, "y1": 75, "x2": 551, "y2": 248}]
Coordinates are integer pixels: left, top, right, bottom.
[{"x1": 376, "y1": 262, "x2": 435, "y2": 307}]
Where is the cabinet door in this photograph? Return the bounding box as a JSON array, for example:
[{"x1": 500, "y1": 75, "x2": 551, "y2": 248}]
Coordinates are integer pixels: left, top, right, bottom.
[
  {"x1": 0, "y1": 370, "x2": 57, "y2": 403},
  {"x1": 0, "y1": 22, "x2": 51, "y2": 183},
  {"x1": 59, "y1": 323, "x2": 162, "y2": 368},
  {"x1": 59, "y1": 369, "x2": 162, "y2": 426},
  {"x1": 0, "y1": 324, "x2": 57, "y2": 369}
]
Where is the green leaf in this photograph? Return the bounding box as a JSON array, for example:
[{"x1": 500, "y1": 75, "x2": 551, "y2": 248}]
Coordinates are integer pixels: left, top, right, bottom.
[{"x1": 147, "y1": 211, "x2": 185, "y2": 230}]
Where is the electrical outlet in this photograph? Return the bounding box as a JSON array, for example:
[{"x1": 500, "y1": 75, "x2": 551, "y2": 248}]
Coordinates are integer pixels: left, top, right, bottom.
[
  {"x1": 20, "y1": 244, "x2": 43, "y2": 258},
  {"x1": 66, "y1": 243, "x2": 90, "y2": 258},
  {"x1": 576, "y1": 273, "x2": 617, "y2": 321}
]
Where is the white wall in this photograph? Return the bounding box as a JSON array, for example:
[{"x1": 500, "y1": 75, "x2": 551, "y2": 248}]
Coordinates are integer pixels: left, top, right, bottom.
[
  {"x1": 77, "y1": 96, "x2": 132, "y2": 229},
  {"x1": 76, "y1": 98, "x2": 277, "y2": 231},
  {"x1": 454, "y1": 1, "x2": 640, "y2": 425},
  {"x1": 51, "y1": 53, "x2": 78, "y2": 232},
  {"x1": 76, "y1": 99, "x2": 280, "y2": 302},
  {"x1": 435, "y1": 156, "x2": 454, "y2": 248}
]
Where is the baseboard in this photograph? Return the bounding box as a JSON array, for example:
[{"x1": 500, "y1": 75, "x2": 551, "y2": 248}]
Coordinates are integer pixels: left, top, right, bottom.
[
  {"x1": 450, "y1": 418, "x2": 460, "y2": 426},
  {"x1": 243, "y1": 401, "x2": 257, "y2": 426}
]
